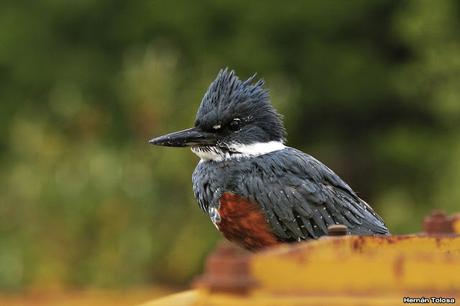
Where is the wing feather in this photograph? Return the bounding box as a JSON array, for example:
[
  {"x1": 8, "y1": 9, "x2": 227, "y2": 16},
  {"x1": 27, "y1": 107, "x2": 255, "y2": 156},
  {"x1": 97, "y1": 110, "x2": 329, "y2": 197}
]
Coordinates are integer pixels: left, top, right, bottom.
[{"x1": 243, "y1": 148, "x2": 389, "y2": 241}]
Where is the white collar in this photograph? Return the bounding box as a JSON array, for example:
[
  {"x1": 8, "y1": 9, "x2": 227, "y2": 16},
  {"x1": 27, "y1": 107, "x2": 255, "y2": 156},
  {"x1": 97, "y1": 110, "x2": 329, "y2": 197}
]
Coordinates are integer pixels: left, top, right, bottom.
[{"x1": 192, "y1": 141, "x2": 285, "y2": 162}]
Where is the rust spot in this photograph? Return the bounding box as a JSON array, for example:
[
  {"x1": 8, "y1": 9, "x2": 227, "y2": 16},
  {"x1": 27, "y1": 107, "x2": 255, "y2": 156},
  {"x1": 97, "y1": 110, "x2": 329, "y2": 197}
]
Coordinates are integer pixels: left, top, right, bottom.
[
  {"x1": 393, "y1": 255, "x2": 405, "y2": 279},
  {"x1": 351, "y1": 235, "x2": 418, "y2": 252},
  {"x1": 385, "y1": 235, "x2": 413, "y2": 244},
  {"x1": 216, "y1": 192, "x2": 280, "y2": 251},
  {"x1": 435, "y1": 236, "x2": 443, "y2": 248},
  {"x1": 352, "y1": 236, "x2": 366, "y2": 252}
]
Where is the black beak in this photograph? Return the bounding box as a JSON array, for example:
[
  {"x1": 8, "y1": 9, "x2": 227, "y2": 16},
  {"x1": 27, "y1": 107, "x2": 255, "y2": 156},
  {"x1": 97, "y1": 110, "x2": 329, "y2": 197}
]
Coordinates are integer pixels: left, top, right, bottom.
[{"x1": 149, "y1": 127, "x2": 216, "y2": 147}]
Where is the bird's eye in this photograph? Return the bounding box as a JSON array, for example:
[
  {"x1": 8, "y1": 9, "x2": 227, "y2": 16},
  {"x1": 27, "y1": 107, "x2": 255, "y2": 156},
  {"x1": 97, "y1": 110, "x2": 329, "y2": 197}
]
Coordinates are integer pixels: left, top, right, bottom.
[{"x1": 229, "y1": 118, "x2": 241, "y2": 131}]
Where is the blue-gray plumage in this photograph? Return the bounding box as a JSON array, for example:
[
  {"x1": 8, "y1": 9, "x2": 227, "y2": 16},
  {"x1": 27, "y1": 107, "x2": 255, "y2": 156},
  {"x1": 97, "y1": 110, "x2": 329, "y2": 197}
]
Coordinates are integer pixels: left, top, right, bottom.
[
  {"x1": 193, "y1": 147, "x2": 389, "y2": 241},
  {"x1": 150, "y1": 68, "x2": 390, "y2": 250}
]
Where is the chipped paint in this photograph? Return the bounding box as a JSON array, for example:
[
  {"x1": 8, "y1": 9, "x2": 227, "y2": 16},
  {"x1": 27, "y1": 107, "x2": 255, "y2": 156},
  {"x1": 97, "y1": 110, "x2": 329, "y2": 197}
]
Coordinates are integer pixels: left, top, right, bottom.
[{"x1": 146, "y1": 211, "x2": 460, "y2": 306}]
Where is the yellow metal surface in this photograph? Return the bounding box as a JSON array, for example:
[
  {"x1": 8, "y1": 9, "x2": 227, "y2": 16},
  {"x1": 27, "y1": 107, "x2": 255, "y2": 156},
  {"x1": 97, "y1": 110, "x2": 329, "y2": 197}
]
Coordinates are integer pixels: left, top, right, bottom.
[
  {"x1": 251, "y1": 235, "x2": 460, "y2": 294},
  {"x1": 453, "y1": 216, "x2": 460, "y2": 234},
  {"x1": 141, "y1": 291, "x2": 198, "y2": 306},
  {"x1": 142, "y1": 289, "x2": 426, "y2": 306},
  {"x1": 144, "y1": 234, "x2": 460, "y2": 306},
  {"x1": 142, "y1": 289, "x2": 455, "y2": 306}
]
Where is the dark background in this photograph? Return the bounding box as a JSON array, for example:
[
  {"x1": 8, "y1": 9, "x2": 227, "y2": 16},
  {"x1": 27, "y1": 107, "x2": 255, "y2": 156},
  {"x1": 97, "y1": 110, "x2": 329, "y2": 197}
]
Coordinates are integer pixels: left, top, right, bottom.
[{"x1": 1, "y1": 0, "x2": 459, "y2": 291}]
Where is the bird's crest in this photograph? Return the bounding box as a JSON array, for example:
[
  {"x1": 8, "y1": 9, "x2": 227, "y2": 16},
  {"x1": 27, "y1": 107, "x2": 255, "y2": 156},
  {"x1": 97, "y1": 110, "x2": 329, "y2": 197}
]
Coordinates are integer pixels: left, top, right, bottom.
[{"x1": 198, "y1": 68, "x2": 269, "y2": 117}]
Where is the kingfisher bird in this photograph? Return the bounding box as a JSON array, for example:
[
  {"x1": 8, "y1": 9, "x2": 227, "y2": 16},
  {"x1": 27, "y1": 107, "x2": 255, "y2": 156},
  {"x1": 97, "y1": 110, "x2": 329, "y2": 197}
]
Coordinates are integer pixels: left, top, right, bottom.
[{"x1": 150, "y1": 69, "x2": 390, "y2": 251}]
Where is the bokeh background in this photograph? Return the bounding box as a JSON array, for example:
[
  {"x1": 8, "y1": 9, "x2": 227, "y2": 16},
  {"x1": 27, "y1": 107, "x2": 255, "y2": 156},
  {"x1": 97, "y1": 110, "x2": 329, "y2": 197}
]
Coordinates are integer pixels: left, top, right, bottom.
[{"x1": 1, "y1": 0, "x2": 460, "y2": 297}]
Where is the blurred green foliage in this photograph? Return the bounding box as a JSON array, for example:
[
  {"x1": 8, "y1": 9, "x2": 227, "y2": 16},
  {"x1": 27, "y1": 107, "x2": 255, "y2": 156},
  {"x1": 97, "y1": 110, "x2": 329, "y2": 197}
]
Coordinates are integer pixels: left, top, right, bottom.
[{"x1": 0, "y1": 0, "x2": 459, "y2": 290}]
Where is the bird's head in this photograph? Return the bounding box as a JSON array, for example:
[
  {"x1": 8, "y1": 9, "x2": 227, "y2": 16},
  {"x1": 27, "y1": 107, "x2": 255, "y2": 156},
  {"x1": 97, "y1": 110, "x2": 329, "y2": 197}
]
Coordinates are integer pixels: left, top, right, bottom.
[{"x1": 149, "y1": 69, "x2": 286, "y2": 161}]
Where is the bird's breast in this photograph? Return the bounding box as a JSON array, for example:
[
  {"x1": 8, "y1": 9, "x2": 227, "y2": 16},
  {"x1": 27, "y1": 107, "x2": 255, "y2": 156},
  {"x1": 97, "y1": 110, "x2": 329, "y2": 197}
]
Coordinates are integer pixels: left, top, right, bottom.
[{"x1": 213, "y1": 192, "x2": 279, "y2": 251}]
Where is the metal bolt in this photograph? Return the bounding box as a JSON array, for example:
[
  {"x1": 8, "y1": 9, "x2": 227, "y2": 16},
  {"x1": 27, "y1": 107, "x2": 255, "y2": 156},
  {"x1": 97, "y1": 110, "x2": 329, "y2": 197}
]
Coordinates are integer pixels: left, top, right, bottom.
[
  {"x1": 192, "y1": 241, "x2": 257, "y2": 294},
  {"x1": 423, "y1": 210, "x2": 453, "y2": 234},
  {"x1": 328, "y1": 224, "x2": 348, "y2": 236}
]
